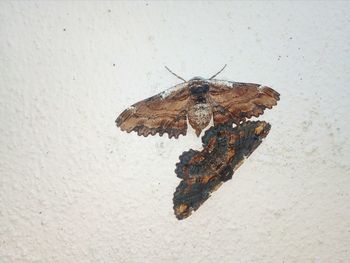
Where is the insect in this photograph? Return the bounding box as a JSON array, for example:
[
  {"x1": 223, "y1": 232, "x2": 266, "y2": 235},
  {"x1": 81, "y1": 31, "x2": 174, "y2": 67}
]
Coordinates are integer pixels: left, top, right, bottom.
[
  {"x1": 173, "y1": 121, "x2": 271, "y2": 220},
  {"x1": 116, "y1": 66, "x2": 280, "y2": 138}
]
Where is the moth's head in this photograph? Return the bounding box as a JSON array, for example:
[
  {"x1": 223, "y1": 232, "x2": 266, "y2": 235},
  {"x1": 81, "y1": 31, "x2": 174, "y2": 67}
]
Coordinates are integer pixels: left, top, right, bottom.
[
  {"x1": 189, "y1": 77, "x2": 209, "y2": 95},
  {"x1": 189, "y1": 76, "x2": 205, "y2": 81}
]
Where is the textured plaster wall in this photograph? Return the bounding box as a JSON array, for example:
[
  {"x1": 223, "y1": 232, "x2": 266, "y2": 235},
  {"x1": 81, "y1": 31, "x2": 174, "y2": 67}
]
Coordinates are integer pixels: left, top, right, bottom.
[{"x1": 1, "y1": 1, "x2": 350, "y2": 262}]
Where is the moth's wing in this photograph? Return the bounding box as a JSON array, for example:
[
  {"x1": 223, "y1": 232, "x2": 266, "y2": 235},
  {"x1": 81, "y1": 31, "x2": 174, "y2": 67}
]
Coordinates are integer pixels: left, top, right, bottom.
[
  {"x1": 173, "y1": 126, "x2": 231, "y2": 220},
  {"x1": 173, "y1": 175, "x2": 223, "y2": 220},
  {"x1": 229, "y1": 121, "x2": 271, "y2": 171},
  {"x1": 208, "y1": 80, "x2": 280, "y2": 125},
  {"x1": 173, "y1": 121, "x2": 271, "y2": 220},
  {"x1": 175, "y1": 149, "x2": 200, "y2": 179},
  {"x1": 116, "y1": 83, "x2": 190, "y2": 139}
]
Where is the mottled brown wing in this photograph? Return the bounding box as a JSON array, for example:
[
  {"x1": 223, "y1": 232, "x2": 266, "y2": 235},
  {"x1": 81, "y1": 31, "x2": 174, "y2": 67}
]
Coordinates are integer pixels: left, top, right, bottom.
[
  {"x1": 173, "y1": 121, "x2": 271, "y2": 220},
  {"x1": 116, "y1": 83, "x2": 190, "y2": 139},
  {"x1": 208, "y1": 80, "x2": 280, "y2": 125}
]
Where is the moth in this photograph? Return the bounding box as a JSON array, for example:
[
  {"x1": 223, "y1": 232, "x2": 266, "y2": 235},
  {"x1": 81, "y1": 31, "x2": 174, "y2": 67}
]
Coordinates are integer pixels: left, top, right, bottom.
[
  {"x1": 116, "y1": 66, "x2": 280, "y2": 138},
  {"x1": 173, "y1": 121, "x2": 271, "y2": 220}
]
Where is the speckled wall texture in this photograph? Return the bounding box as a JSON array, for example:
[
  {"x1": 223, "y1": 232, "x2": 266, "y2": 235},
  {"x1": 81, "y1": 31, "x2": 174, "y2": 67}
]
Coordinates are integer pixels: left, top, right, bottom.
[{"x1": 1, "y1": 1, "x2": 349, "y2": 262}]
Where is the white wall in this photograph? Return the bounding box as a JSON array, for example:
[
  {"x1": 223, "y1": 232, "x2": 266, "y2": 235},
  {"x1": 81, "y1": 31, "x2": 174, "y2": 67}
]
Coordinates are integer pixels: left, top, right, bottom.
[{"x1": 1, "y1": 1, "x2": 349, "y2": 262}]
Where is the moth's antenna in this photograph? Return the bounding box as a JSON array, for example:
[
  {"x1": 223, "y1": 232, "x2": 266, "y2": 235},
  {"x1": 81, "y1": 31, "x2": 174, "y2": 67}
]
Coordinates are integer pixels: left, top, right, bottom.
[
  {"x1": 165, "y1": 66, "x2": 187, "y2": 82},
  {"x1": 209, "y1": 64, "x2": 227, "y2": 80}
]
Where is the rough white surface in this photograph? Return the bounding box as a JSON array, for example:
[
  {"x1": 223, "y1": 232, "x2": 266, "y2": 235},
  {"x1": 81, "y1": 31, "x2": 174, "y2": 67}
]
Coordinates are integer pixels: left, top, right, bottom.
[{"x1": 1, "y1": 2, "x2": 350, "y2": 262}]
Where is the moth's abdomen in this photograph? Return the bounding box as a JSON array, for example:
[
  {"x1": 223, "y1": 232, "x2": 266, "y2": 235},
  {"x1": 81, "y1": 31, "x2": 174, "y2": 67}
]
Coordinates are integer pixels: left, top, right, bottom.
[{"x1": 188, "y1": 103, "x2": 212, "y2": 136}]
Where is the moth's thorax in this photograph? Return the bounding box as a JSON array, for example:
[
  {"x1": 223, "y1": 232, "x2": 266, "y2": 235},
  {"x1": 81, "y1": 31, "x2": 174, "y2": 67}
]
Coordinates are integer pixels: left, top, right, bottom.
[
  {"x1": 188, "y1": 79, "x2": 210, "y2": 105},
  {"x1": 187, "y1": 102, "x2": 212, "y2": 136},
  {"x1": 188, "y1": 80, "x2": 209, "y2": 96}
]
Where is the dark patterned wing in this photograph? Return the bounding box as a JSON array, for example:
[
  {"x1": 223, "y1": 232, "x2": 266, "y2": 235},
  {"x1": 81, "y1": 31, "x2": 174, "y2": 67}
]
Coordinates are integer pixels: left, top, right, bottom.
[
  {"x1": 208, "y1": 80, "x2": 280, "y2": 125},
  {"x1": 173, "y1": 121, "x2": 271, "y2": 220},
  {"x1": 116, "y1": 83, "x2": 190, "y2": 139}
]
